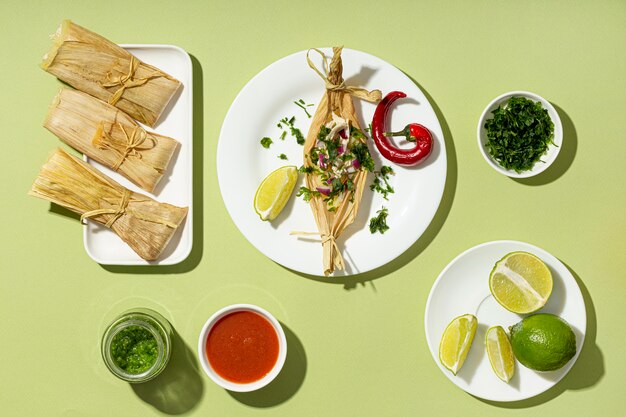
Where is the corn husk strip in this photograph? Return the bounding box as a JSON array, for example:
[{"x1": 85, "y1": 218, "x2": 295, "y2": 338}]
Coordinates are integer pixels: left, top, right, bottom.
[
  {"x1": 306, "y1": 48, "x2": 382, "y2": 103},
  {"x1": 301, "y1": 47, "x2": 380, "y2": 276},
  {"x1": 29, "y1": 149, "x2": 188, "y2": 261},
  {"x1": 44, "y1": 88, "x2": 179, "y2": 193},
  {"x1": 95, "y1": 122, "x2": 158, "y2": 171},
  {"x1": 41, "y1": 20, "x2": 181, "y2": 127}
]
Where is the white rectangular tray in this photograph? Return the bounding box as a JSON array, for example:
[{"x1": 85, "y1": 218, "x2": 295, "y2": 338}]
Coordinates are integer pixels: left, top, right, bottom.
[{"x1": 83, "y1": 44, "x2": 193, "y2": 265}]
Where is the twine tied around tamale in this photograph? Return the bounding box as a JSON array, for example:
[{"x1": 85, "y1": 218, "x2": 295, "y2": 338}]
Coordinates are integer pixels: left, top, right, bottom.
[
  {"x1": 289, "y1": 231, "x2": 345, "y2": 270},
  {"x1": 101, "y1": 56, "x2": 162, "y2": 106},
  {"x1": 97, "y1": 122, "x2": 157, "y2": 171},
  {"x1": 80, "y1": 188, "x2": 131, "y2": 228},
  {"x1": 80, "y1": 189, "x2": 178, "y2": 229},
  {"x1": 306, "y1": 48, "x2": 382, "y2": 103}
]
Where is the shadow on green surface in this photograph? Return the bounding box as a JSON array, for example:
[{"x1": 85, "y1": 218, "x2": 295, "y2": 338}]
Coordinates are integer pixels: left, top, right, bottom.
[
  {"x1": 288, "y1": 75, "x2": 457, "y2": 289},
  {"x1": 228, "y1": 322, "x2": 306, "y2": 408},
  {"x1": 513, "y1": 103, "x2": 577, "y2": 186},
  {"x1": 132, "y1": 328, "x2": 204, "y2": 414},
  {"x1": 479, "y1": 263, "x2": 604, "y2": 408},
  {"x1": 49, "y1": 203, "x2": 80, "y2": 221},
  {"x1": 101, "y1": 54, "x2": 204, "y2": 274}
]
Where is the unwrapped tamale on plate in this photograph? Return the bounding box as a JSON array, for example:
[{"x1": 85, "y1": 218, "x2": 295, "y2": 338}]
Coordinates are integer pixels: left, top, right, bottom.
[
  {"x1": 299, "y1": 47, "x2": 381, "y2": 275},
  {"x1": 29, "y1": 149, "x2": 188, "y2": 261},
  {"x1": 41, "y1": 20, "x2": 181, "y2": 127},
  {"x1": 44, "y1": 88, "x2": 179, "y2": 193}
]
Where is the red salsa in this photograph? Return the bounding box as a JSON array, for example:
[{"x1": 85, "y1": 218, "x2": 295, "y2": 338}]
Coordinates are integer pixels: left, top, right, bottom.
[{"x1": 206, "y1": 311, "x2": 279, "y2": 383}]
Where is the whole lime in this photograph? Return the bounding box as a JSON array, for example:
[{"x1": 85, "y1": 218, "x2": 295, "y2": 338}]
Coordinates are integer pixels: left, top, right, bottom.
[{"x1": 509, "y1": 314, "x2": 577, "y2": 372}]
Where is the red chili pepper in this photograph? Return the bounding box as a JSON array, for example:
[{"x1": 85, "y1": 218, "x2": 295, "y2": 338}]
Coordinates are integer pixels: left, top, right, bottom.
[{"x1": 372, "y1": 91, "x2": 433, "y2": 166}]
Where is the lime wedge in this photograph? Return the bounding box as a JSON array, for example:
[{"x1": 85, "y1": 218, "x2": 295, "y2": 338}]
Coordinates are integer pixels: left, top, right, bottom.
[
  {"x1": 253, "y1": 166, "x2": 298, "y2": 221},
  {"x1": 489, "y1": 251, "x2": 553, "y2": 314},
  {"x1": 439, "y1": 314, "x2": 477, "y2": 375},
  {"x1": 486, "y1": 326, "x2": 515, "y2": 383}
]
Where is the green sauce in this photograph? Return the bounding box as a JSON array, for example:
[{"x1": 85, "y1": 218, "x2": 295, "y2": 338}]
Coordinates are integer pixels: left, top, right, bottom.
[{"x1": 110, "y1": 325, "x2": 158, "y2": 374}]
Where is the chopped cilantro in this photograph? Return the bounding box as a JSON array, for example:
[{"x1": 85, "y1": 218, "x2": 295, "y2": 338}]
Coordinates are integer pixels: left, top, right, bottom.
[
  {"x1": 260, "y1": 137, "x2": 273, "y2": 149},
  {"x1": 369, "y1": 207, "x2": 390, "y2": 234},
  {"x1": 298, "y1": 165, "x2": 315, "y2": 174},
  {"x1": 380, "y1": 166, "x2": 394, "y2": 176},
  {"x1": 278, "y1": 116, "x2": 305, "y2": 145},
  {"x1": 370, "y1": 166, "x2": 395, "y2": 200},
  {"x1": 317, "y1": 125, "x2": 331, "y2": 141},
  {"x1": 278, "y1": 153, "x2": 288, "y2": 160},
  {"x1": 326, "y1": 138, "x2": 340, "y2": 161},
  {"x1": 280, "y1": 131, "x2": 287, "y2": 140},
  {"x1": 310, "y1": 147, "x2": 320, "y2": 163},
  {"x1": 291, "y1": 126, "x2": 305, "y2": 145},
  {"x1": 294, "y1": 100, "x2": 313, "y2": 118},
  {"x1": 484, "y1": 96, "x2": 555, "y2": 173},
  {"x1": 350, "y1": 128, "x2": 367, "y2": 141},
  {"x1": 296, "y1": 186, "x2": 320, "y2": 202},
  {"x1": 352, "y1": 142, "x2": 375, "y2": 172}
]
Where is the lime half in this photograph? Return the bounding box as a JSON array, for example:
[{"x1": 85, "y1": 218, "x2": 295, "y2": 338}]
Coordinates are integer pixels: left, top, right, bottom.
[
  {"x1": 489, "y1": 251, "x2": 553, "y2": 314},
  {"x1": 486, "y1": 326, "x2": 515, "y2": 383},
  {"x1": 439, "y1": 314, "x2": 477, "y2": 375},
  {"x1": 253, "y1": 166, "x2": 298, "y2": 221}
]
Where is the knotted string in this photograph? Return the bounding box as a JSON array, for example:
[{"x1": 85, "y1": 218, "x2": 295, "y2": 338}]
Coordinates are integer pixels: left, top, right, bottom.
[
  {"x1": 81, "y1": 189, "x2": 131, "y2": 228},
  {"x1": 306, "y1": 48, "x2": 382, "y2": 103},
  {"x1": 101, "y1": 56, "x2": 162, "y2": 106},
  {"x1": 289, "y1": 231, "x2": 345, "y2": 271},
  {"x1": 80, "y1": 189, "x2": 178, "y2": 229},
  {"x1": 97, "y1": 123, "x2": 157, "y2": 171}
]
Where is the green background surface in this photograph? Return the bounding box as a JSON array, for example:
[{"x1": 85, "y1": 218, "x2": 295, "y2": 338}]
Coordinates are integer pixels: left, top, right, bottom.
[{"x1": 1, "y1": 1, "x2": 624, "y2": 416}]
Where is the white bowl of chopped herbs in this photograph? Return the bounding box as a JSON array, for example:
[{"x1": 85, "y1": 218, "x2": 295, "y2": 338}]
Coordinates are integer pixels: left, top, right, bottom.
[{"x1": 477, "y1": 91, "x2": 562, "y2": 178}]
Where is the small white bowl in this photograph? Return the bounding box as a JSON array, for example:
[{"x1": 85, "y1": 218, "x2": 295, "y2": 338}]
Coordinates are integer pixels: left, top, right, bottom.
[
  {"x1": 477, "y1": 91, "x2": 563, "y2": 178},
  {"x1": 197, "y1": 304, "x2": 287, "y2": 392}
]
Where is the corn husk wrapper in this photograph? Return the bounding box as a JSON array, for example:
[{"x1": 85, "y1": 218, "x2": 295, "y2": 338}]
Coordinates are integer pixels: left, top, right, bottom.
[
  {"x1": 29, "y1": 149, "x2": 188, "y2": 261},
  {"x1": 41, "y1": 20, "x2": 181, "y2": 127},
  {"x1": 300, "y1": 47, "x2": 381, "y2": 276},
  {"x1": 44, "y1": 88, "x2": 179, "y2": 193}
]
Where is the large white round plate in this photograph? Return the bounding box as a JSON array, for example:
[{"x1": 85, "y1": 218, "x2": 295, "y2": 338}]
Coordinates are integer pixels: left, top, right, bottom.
[
  {"x1": 424, "y1": 240, "x2": 586, "y2": 402},
  {"x1": 217, "y1": 48, "x2": 446, "y2": 276}
]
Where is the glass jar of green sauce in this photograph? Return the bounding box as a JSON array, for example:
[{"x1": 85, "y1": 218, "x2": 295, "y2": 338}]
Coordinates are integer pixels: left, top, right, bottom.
[{"x1": 101, "y1": 309, "x2": 172, "y2": 383}]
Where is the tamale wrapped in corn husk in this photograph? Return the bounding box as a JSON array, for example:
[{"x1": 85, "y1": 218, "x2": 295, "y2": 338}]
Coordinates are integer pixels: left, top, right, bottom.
[
  {"x1": 29, "y1": 149, "x2": 188, "y2": 261},
  {"x1": 44, "y1": 88, "x2": 179, "y2": 193},
  {"x1": 298, "y1": 47, "x2": 381, "y2": 275},
  {"x1": 41, "y1": 20, "x2": 181, "y2": 127}
]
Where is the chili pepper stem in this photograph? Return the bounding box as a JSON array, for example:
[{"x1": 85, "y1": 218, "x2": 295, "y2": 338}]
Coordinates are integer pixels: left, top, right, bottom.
[{"x1": 384, "y1": 126, "x2": 415, "y2": 142}]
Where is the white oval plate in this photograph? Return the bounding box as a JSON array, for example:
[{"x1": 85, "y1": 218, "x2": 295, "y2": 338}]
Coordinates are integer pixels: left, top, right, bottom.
[
  {"x1": 424, "y1": 240, "x2": 586, "y2": 402},
  {"x1": 217, "y1": 48, "x2": 446, "y2": 276}
]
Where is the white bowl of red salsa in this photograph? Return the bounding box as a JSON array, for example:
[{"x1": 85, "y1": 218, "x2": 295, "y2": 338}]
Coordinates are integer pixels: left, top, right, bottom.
[{"x1": 197, "y1": 304, "x2": 287, "y2": 392}]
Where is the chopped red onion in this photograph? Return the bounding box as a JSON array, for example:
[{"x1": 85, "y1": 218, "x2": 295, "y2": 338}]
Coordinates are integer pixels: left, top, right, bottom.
[
  {"x1": 316, "y1": 187, "x2": 331, "y2": 196},
  {"x1": 319, "y1": 154, "x2": 327, "y2": 169}
]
